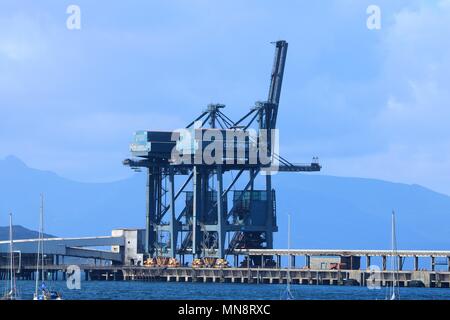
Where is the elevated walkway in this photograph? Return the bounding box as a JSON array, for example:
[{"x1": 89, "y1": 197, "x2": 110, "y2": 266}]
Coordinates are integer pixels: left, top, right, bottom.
[{"x1": 0, "y1": 236, "x2": 125, "y2": 262}]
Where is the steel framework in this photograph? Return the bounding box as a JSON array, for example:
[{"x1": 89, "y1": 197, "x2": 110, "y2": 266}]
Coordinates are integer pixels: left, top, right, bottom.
[{"x1": 123, "y1": 41, "x2": 321, "y2": 264}]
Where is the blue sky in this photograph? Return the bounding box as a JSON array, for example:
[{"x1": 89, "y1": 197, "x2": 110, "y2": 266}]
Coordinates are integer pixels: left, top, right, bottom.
[{"x1": 1, "y1": 1, "x2": 450, "y2": 195}]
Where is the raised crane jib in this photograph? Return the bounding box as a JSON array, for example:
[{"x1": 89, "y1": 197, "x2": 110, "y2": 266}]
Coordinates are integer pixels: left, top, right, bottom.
[{"x1": 267, "y1": 40, "x2": 288, "y2": 129}]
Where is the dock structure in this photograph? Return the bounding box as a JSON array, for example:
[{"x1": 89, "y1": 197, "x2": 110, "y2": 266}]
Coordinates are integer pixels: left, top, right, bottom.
[
  {"x1": 237, "y1": 249, "x2": 450, "y2": 272},
  {"x1": 1, "y1": 248, "x2": 449, "y2": 288},
  {"x1": 2, "y1": 266, "x2": 448, "y2": 289},
  {"x1": 72, "y1": 246, "x2": 450, "y2": 288},
  {"x1": 119, "y1": 267, "x2": 450, "y2": 288}
]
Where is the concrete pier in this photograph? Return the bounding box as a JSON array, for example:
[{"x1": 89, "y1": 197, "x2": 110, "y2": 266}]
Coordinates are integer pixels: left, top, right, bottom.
[
  {"x1": 1, "y1": 248, "x2": 449, "y2": 289},
  {"x1": 116, "y1": 267, "x2": 450, "y2": 288}
]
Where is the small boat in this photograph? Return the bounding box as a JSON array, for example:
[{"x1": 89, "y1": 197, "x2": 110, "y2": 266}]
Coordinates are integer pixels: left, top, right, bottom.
[
  {"x1": 33, "y1": 282, "x2": 62, "y2": 300},
  {"x1": 33, "y1": 194, "x2": 63, "y2": 300},
  {"x1": 1, "y1": 213, "x2": 21, "y2": 300},
  {"x1": 280, "y1": 214, "x2": 295, "y2": 300}
]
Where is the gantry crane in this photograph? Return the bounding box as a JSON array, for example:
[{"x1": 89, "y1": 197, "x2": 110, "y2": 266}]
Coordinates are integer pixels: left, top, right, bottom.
[{"x1": 123, "y1": 40, "x2": 321, "y2": 265}]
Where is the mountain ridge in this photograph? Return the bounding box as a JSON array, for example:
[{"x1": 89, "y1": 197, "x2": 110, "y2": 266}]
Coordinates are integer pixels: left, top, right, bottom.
[{"x1": 0, "y1": 225, "x2": 54, "y2": 241}]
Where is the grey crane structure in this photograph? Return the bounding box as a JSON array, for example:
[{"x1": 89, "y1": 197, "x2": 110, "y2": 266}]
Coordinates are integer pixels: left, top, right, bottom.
[{"x1": 123, "y1": 41, "x2": 321, "y2": 265}]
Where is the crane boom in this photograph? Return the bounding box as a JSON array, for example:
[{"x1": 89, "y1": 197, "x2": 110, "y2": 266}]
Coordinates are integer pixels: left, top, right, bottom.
[{"x1": 267, "y1": 40, "x2": 288, "y2": 129}]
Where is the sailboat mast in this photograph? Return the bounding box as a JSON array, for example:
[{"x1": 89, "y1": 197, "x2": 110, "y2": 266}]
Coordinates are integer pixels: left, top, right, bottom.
[
  {"x1": 9, "y1": 213, "x2": 14, "y2": 295},
  {"x1": 392, "y1": 212, "x2": 396, "y2": 286},
  {"x1": 391, "y1": 211, "x2": 394, "y2": 298},
  {"x1": 35, "y1": 195, "x2": 44, "y2": 295},
  {"x1": 40, "y1": 194, "x2": 45, "y2": 283},
  {"x1": 287, "y1": 213, "x2": 291, "y2": 288},
  {"x1": 395, "y1": 212, "x2": 400, "y2": 295},
  {"x1": 280, "y1": 214, "x2": 295, "y2": 300},
  {"x1": 390, "y1": 210, "x2": 400, "y2": 300}
]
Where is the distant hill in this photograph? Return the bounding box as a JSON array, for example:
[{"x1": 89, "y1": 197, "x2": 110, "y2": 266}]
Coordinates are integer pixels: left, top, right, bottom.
[
  {"x1": 0, "y1": 155, "x2": 146, "y2": 237},
  {"x1": 0, "y1": 225, "x2": 54, "y2": 241},
  {"x1": 273, "y1": 174, "x2": 450, "y2": 250},
  {"x1": 0, "y1": 155, "x2": 449, "y2": 250}
]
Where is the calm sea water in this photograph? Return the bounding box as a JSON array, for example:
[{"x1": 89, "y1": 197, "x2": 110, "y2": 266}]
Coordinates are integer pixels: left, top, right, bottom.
[{"x1": 2, "y1": 280, "x2": 450, "y2": 300}]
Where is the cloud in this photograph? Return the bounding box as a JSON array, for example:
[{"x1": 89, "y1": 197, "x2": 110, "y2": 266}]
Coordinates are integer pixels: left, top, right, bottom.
[
  {"x1": 0, "y1": 14, "x2": 47, "y2": 61},
  {"x1": 377, "y1": 0, "x2": 450, "y2": 140},
  {"x1": 322, "y1": 1, "x2": 450, "y2": 194},
  {"x1": 0, "y1": 110, "x2": 185, "y2": 181}
]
